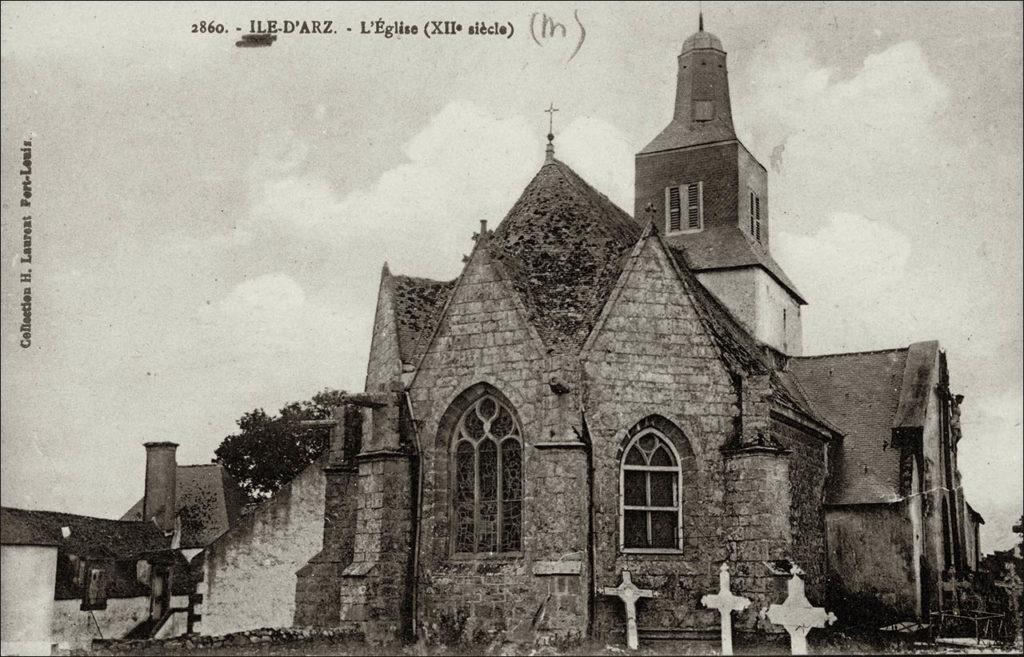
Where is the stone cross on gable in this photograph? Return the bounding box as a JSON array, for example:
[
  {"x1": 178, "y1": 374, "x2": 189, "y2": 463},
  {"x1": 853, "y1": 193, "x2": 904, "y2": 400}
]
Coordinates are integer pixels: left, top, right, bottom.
[
  {"x1": 599, "y1": 570, "x2": 658, "y2": 650},
  {"x1": 765, "y1": 565, "x2": 837, "y2": 656},
  {"x1": 701, "y1": 563, "x2": 750, "y2": 656}
]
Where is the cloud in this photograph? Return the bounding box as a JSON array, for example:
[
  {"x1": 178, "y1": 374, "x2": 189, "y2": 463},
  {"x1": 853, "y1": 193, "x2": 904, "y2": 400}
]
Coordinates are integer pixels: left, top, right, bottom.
[
  {"x1": 247, "y1": 101, "x2": 539, "y2": 280},
  {"x1": 774, "y1": 213, "x2": 915, "y2": 352},
  {"x1": 734, "y1": 37, "x2": 951, "y2": 233},
  {"x1": 158, "y1": 103, "x2": 636, "y2": 439},
  {"x1": 201, "y1": 274, "x2": 310, "y2": 355},
  {"x1": 246, "y1": 100, "x2": 637, "y2": 280},
  {"x1": 554, "y1": 116, "x2": 635, "y2": 210},
  {"x1": 958, "y1": 390, "x2": 1024, "y2": 552}
]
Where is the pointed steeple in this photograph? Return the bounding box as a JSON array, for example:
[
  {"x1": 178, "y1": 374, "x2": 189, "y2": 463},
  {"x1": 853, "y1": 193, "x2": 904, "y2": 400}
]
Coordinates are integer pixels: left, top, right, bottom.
[
  {"x1": 634, "y1": 16, "x2": 806, "y2": 355},
  {"x1": 639, "y1": 17, "x2": 734, "y2": 154}
]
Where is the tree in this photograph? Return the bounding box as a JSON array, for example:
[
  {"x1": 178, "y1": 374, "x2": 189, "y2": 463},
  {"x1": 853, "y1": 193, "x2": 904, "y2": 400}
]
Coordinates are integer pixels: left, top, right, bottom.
[{"x1": 215, "y1": 388, "x2": 347, "y2": 502}]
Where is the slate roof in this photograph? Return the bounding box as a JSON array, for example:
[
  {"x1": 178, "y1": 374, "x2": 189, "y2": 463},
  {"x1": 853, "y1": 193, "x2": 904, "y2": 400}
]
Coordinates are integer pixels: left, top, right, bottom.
[
  {"x1": 392, "y1": 274, "x2": 456, "y2": 365},
  {"x1": 789, "y1": 348, "x2": 910, "y2": 504},
  {"x1": 682, "y1": 29, "x2": 724, "y2": 52},
  {"x1": 0, "y1": 506, "x2": 185, "y2": 600},
  {"x1": 640, "y1": 124, "x2": 738, "y2": 156},
  {"x1": 488, "y1": 159, "x2": 642, "y2": 350},
  {"x1": 2, "y1": 507, "x2": 169, "y2": 557},
  {"x1": 120, "y1": 463, "x2": 245, "y2": 549},
  {"x1": 1, "y1": 506, "x2": 62, "y2": 546},
  {"x1": 673, "y1": 226, "x2": 806, "y2": 303}
]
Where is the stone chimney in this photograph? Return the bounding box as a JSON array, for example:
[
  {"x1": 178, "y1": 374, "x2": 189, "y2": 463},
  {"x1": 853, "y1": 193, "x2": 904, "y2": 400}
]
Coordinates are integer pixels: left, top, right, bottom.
[{"x1": 143, "y1": 442, "x2": 178, "y2": 533}]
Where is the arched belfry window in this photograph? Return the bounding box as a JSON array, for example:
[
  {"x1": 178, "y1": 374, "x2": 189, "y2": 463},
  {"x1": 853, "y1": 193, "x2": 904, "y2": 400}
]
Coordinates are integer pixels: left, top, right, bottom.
[
  {"x1": 620, "y1": 429, "x2": 683, "y2": 551},
  {"x1": 452, "y1": 395, "x2": 523, "y2": 553}
]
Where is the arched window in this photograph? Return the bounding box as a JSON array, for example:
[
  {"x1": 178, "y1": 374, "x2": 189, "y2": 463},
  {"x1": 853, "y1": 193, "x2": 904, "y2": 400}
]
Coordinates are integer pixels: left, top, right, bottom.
[
  {"x1": 620, "y1": 429, "x2": 683, "y2": 550},
  {"x1": 452, "y1": 394, "x2": 523, "y2": 553}
]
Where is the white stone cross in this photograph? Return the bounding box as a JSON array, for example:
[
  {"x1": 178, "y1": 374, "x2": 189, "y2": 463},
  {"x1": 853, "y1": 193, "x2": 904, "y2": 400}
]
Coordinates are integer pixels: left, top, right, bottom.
[
  {"x1": 765, "y1": 565, "x2": 837, "y2": 656},
  {"x1": 599, "y1": 570, "x2": 658, "y2": 650},
  {"x1": 701, "y1": 563, "x2": 750, "y2": 656}
]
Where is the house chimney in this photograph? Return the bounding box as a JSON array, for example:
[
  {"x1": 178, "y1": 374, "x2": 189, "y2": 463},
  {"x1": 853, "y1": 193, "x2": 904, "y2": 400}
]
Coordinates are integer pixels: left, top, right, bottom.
[{"x1": 143, "y1": 442, "x2": 178, "y2": 533}]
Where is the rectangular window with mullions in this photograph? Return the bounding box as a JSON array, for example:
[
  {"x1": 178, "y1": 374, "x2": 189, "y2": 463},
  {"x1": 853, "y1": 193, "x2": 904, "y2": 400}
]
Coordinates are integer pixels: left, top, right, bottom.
[{"x1": 665, "y1": 182, "x2": 703, "y2": 234}]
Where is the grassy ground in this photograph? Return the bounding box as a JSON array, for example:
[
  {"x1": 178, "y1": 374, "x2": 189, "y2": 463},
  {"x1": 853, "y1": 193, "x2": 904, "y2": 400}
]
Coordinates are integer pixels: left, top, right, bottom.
[{"x1": 87, "y1": 629, "x2": 1022, "y2": 656}]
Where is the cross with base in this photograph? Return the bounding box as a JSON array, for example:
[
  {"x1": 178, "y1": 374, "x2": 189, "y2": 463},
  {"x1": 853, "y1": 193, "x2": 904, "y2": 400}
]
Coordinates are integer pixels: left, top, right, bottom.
[
  {"x1": 765, "y1": 565, "x2": 837, "y2": 656},
  {"x1": 701, "y1": 563, "x2": 750, "y2": 656},
  {"x1": 544, "y1": 101, "x2": 559, "y2": 137},
  {"x1": 599, "y1": 570, "x2": 658, "y2": 650}
]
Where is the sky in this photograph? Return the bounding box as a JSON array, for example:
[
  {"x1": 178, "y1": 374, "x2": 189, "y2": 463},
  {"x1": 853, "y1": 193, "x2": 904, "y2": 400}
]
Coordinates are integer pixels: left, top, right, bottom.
[{"x1": 1, "y1": 1, "x2": 1021, "y2": 552}]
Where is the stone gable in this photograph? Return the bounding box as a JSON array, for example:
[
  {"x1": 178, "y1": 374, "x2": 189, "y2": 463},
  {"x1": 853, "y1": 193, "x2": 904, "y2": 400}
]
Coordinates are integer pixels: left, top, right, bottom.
[
  {"x1": 364, "y1": 266, "x2": 403, "y2": 393},
  {"x1": 583, "y1": 232, "x2": 742, "y2": 631},
  {"x1": 408, "y1": 242, "x2": 590, "y2": 642}
]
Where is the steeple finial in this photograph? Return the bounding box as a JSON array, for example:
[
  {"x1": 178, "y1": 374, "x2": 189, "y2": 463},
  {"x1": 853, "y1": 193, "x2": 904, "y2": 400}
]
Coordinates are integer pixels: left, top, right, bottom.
[
  {"x1": 699, "y1": 10, "x2": 704, "y2": 32},
  {"x1": 544, "y1": 101, "x2": 559, "y2": 162}
]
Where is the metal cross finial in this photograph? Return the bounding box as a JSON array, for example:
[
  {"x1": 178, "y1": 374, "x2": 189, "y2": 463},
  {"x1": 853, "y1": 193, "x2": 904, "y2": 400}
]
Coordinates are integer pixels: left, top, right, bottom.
[{"x1": 544, "y1": 102, "x2": 559, "y2": 142}]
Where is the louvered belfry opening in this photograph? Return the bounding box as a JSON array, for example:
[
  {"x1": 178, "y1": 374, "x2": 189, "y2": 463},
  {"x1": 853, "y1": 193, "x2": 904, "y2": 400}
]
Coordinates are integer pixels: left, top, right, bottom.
[
  {"x1": 687, "y1": 182, "x2": 702, "y2": 230},
  {"x1": 668, "y1": 186, "x2": 682, "y2": 232},
  {"x1": 665, "y1": 182, "x2": 702, "y2": 234}
]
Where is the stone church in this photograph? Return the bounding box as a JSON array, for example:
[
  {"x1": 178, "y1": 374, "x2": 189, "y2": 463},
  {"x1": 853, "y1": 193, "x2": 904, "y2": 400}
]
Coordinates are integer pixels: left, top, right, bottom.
[{"x1": 200, "y1": 20, "x2": 983, "y2": 645}]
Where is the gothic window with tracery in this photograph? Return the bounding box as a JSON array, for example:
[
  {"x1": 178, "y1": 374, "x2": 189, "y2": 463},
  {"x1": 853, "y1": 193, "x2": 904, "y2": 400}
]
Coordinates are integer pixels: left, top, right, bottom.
[
  {"x1": 620, "y1": 430, "x2": 682, "y2": 550},
  {"x1": 453, "y1": 395, "x2": 523, "y2": 553}
]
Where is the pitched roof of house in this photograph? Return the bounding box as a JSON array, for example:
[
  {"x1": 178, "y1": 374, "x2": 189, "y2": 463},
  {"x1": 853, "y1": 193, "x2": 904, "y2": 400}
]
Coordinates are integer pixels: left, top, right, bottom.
[
  {"x1": 0, "y1": 507, "x2": 199, "y2": 600},
  {"x1": 1, "y1": 506, "x2": 63, "y2": 546},
  {"x1": 789, "y1": 348, "x2": 911, "y2": 504},
  {"x1": 1, "y1": 507, "x2": 169, "y2": 557},
  {"x1": 120, "y1": 463, "x2": 245, "y2": 549}
]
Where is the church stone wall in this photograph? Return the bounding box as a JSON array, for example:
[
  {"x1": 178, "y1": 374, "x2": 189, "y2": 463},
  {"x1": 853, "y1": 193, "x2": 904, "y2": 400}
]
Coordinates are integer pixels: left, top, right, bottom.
[
  {"x1": 772, "y1": 419, "x2": 829, "y2": 599},
  {"x1": 825, "y1": 504, "x2": 919, "y2": 620},
  {"x1": 721, "y1": 451, "x2": 791, "y2": 631},
  {"x1": 293, "y1": 464, "x2": 359, "y2": 628},
  {"x1": 409, "y1": 248, "x2": 589, "y2": 644},
  {"x1": 202, "y1": 459, "x2": 325, "y2": 636},
  {"x1": 583, "y1": 237, "x2": 745, "y2": 634}
]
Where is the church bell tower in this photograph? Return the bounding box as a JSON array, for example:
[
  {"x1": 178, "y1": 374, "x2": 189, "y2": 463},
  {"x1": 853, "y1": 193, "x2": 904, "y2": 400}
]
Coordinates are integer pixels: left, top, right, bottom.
[{"x1": 635, "y1": 15, "x2": 805, "y2": 355}]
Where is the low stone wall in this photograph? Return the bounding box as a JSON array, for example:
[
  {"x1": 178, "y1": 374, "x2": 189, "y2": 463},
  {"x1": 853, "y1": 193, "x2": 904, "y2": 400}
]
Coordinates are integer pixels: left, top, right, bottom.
[{"x1": 86, "y1": 626, "x2": 360, "y2": 654}]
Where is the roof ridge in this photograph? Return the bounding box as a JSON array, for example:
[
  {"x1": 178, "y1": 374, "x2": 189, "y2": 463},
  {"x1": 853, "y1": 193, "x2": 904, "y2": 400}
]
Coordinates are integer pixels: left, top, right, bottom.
[
  {"x1": 794, "y1": 347, "x2": 911, "y2": 360},
  {"x1": 2, "y1": 506, "x2": 153, "y2": 524},
  {"x1": 179, "y1": 463, "x2": 220, "y2": 469},
  {"x1": 390, "y1": 273, "x2": 456, "y2": 286}
]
